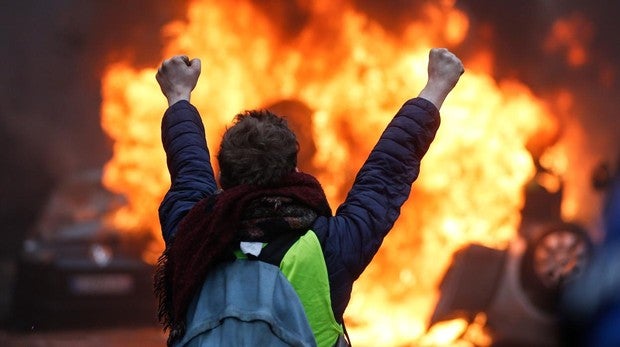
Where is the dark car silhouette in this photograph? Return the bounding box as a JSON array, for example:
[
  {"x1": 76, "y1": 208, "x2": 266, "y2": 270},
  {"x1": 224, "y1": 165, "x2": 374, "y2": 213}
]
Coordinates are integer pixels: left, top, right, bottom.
[{"x1": 10, "y1": 170, "x2": 157, "y2": 330}]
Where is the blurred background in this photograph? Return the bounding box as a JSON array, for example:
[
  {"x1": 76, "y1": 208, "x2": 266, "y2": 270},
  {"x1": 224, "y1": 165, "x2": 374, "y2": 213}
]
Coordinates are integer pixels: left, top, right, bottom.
[{"x1": 0, "y1": 0, "x2": 618, "y2": 346}]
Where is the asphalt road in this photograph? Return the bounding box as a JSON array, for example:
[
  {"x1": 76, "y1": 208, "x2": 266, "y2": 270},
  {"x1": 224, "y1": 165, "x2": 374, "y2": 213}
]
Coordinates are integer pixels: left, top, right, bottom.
[
  {"x1": 0, "y1": 326, "x2": 167, "y2": 347},
  {"x1": 0, "y1": 259, "x2": 167, "y2": 346}
]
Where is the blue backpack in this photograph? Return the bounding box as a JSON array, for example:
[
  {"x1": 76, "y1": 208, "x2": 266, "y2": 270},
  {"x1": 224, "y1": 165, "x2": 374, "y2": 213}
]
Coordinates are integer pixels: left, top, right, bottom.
[
  {"x1": 174, "y1": 259, "x2": 317, "y2": 347},
  {"x1": 173, "y1": 231, "x2": 350, "y2": 347}
]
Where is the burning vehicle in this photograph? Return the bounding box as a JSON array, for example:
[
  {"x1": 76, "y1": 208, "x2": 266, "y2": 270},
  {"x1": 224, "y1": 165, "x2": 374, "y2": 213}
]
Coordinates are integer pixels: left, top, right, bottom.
[
  {"x1": 427, "y1": 165, "x2": 594, "y2": 346},
  {"x1": 10, "y1": 170, "x2": 158, "y2": 329}
]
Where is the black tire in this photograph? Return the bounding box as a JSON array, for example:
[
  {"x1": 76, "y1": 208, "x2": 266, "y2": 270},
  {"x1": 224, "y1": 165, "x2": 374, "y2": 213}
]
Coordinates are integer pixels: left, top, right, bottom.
[{"x1": 519, "y1": 222, "x2": 593, "y2": 313}]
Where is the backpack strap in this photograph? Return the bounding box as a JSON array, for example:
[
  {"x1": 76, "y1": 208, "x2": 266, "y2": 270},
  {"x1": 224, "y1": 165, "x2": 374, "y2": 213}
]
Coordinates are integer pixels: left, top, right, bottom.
[
  {"x1": 253, "y1": 232, "x2": 304, "y2": 266},
  {"x1": 340, "y1": 322, "x2": 352, "y2": 346}
]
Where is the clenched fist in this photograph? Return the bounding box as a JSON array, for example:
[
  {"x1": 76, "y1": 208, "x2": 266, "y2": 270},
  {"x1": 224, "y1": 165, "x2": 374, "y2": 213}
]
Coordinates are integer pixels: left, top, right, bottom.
[
  {"x1": 156, "y1": 55, "x2": 202, "y2": 106},
  {"x1": 418, "y1": 48, "x2": 464, "y2": 110}
]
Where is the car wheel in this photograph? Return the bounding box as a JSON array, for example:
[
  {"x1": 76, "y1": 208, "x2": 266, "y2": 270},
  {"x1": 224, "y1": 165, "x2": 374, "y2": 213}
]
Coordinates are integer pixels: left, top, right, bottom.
[{"x1": 519, "y1": 222, "x2": 592, "y2": 313}]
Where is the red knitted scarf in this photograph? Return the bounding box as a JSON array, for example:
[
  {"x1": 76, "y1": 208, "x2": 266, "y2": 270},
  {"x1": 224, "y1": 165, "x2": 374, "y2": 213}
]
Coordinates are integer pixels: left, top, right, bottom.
[{"x1": 154, "y1": 172, "x2": 331, "y2": 345}]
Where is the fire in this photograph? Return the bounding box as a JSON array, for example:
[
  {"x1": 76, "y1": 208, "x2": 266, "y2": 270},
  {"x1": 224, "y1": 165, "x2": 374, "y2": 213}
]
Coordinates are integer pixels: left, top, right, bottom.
[
  {"x1": 544, "y1": 13, "x2": 594, "y2": 67},
  {"x1": 100, "y1": 0, "x2": 560, "y2": 345}
]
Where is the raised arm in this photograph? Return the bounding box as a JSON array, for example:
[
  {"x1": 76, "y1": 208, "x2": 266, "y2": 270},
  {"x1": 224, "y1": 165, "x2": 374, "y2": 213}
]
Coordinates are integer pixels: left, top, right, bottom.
[
  {"x1": 315, "y1": 48, "x2": 463, "y2": 284},
  {"x1": 156, "y1": 56, "x2": 218, "y2": 243}
]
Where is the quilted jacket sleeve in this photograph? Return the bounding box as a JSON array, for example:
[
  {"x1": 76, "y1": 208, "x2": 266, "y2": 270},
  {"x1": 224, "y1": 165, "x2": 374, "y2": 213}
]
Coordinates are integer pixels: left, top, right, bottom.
[
  {"x1": 158, "y1": 100, "x2": 218, "y2": 244},
  {"x1": 312, "y1": 97, "x2": 441, "y2": 319}
]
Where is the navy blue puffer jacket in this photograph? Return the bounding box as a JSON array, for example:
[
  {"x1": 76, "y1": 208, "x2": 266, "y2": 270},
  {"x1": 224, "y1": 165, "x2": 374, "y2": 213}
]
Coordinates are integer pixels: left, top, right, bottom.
[{"x1": 159, "y1": 97, "x2": 440, "y2": 324}]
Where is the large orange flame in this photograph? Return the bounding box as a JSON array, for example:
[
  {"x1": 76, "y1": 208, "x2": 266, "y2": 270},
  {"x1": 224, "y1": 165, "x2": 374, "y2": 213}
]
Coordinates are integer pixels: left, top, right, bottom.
[{"x1": 100, "y1": 0, "x2": 560, "y2": 345}]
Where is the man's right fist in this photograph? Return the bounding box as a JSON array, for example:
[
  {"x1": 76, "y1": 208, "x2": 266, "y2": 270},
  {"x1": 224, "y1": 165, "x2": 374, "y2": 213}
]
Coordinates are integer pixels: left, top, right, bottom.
[
  {"x1": 418, "y1": 48, "x2": 464, "y2": 110},
  {"x1": 156, "y1": 55, "x2": 202, "y2": 106},
  {"x1": 427, "y1": 48, "x2": 464, "y2": 94}
]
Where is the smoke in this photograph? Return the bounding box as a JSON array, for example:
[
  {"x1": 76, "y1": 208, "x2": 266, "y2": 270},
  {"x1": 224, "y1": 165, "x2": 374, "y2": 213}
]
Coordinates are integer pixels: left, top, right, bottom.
[
  {"x1": 454, "y1": 0, "x2": 619, "y2": 149},
  {"x1": 0, "y1": 0, "x2": 186, "y2": 257}
]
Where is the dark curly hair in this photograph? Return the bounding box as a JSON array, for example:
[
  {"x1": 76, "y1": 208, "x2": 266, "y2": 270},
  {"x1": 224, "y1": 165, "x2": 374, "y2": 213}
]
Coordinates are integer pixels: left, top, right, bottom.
[{"x1": 217, "y1": 110, "x2": 299, "y2": 189}]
